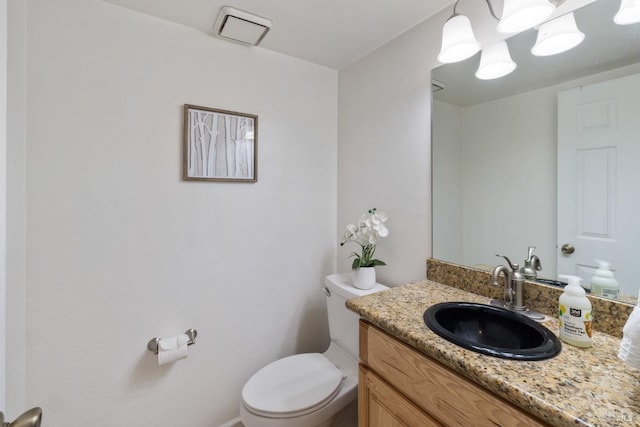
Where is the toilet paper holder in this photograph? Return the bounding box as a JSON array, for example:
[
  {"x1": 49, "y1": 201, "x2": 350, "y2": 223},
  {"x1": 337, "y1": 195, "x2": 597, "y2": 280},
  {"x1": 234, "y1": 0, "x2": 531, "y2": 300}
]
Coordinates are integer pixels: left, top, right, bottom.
[{"x1": 147, "y1": 328, "x2": 198, "y2": 355}]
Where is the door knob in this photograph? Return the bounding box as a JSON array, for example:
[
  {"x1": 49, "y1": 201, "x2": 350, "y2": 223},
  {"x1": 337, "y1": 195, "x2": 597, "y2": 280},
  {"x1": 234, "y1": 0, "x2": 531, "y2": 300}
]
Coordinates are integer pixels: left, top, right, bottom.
[{"x1": 561, "y1": 243, "x2": 575, "y2": 255}]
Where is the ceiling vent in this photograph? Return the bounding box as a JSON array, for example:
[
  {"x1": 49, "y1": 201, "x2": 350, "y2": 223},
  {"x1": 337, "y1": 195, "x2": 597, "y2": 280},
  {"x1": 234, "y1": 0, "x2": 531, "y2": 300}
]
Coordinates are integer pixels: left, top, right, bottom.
[
  {"x1": 431, "y1": 80, "x2": 446, "y2": 92},
  {"x1": 213, "y1": 6, "x2": 272, "y2": 46}
]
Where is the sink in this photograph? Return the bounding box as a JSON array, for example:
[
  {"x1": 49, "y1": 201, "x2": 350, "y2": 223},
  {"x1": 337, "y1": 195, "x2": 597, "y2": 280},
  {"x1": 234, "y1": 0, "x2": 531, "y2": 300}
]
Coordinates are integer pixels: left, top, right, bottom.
[{"x1": 423, "y1": 302, "x2": 561, "y2": 361}]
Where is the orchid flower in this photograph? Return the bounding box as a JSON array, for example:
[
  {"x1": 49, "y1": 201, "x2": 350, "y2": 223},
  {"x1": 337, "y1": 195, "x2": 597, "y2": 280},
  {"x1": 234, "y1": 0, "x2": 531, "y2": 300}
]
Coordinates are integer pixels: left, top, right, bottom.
[{"x1": 340, "y1": 208, "x2": 389, "y2": 269}]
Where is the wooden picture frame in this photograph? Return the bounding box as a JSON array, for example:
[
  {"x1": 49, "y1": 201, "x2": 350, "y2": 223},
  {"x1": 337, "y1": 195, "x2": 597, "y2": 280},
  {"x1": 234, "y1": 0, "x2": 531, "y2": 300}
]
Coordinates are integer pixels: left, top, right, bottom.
[{"x1": 183, "y1": 104, "x2": 258, "y2": 182}]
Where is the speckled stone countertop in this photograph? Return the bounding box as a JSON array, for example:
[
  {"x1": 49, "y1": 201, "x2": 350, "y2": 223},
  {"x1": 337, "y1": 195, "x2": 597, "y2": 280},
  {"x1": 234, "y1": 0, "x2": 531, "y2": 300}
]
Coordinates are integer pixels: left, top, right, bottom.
[{"x1": 347, "y1": 280, "x2": 640, "y2": 427}]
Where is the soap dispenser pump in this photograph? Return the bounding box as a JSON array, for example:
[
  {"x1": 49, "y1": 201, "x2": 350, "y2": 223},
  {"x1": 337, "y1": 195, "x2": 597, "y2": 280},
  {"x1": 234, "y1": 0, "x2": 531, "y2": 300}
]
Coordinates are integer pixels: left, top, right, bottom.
[{"x1": 558, "y1": 275, "x2": 593, "y2": 348}]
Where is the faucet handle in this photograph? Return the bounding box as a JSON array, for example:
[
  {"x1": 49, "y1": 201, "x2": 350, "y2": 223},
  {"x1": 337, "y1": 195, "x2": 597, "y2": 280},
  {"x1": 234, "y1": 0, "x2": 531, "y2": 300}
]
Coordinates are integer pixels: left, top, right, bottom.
[
  {"x1": 531, "y1": 255, "x2": 542, "y2": 271},
  {"x1": 496, "y1": 254, "x2": 518, "y2": 271},
  {"x1": 527, "y1": 246, "x2": 536, "y2": 260}
]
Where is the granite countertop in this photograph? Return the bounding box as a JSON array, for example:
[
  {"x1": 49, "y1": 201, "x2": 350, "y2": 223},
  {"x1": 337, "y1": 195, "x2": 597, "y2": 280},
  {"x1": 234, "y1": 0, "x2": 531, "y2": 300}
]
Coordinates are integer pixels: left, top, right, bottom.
[{"x1": 347, "y1": 279, "x2": 640, "y2": 427}]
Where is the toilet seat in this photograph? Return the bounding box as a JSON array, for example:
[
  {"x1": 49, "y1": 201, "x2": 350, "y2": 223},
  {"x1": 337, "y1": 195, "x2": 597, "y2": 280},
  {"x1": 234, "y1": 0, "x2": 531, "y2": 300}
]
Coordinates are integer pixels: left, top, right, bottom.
[{"x1": 242, "y1": 353, "x2": 344, "y2": 418}]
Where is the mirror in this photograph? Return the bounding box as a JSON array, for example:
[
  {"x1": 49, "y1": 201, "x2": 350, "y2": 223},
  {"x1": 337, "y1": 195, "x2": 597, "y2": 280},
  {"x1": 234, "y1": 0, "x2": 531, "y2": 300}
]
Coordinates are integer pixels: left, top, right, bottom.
[{"x1": 431, "y1": 0, "x2": 640, "y2": 302}]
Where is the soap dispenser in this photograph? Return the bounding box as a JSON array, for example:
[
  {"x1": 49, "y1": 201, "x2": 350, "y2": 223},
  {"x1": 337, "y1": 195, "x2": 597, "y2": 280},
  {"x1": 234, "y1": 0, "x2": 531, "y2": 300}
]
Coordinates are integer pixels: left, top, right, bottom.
[
  {"x1": 520, "y1": 246, "x2": 542, "y2": 280},
  {"x1": 558, "y1": 275, "x2": 593, "y2": 348},
  {"x1": 590, "y1": 260, "x2": 619, "y2": 299}
]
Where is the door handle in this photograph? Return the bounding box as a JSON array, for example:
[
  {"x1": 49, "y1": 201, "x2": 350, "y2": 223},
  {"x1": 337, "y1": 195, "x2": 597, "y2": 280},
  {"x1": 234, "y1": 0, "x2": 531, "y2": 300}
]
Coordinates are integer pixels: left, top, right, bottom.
[{"x1": 561, "y1": 243, "x2": 575, "y2": 255}]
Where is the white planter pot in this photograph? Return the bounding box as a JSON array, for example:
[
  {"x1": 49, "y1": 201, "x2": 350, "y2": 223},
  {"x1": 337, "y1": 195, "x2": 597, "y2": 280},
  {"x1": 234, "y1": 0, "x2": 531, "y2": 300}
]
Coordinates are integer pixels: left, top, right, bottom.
[{"x1": 352, "y1": 267, "x2": 376, "y2": 290}]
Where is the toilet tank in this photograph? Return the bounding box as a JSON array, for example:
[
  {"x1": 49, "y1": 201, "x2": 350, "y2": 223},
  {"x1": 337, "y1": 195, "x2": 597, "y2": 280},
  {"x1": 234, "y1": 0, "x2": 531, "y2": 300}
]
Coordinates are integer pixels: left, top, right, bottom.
[{"x1": 324, "y1": 273, "x2": 388, "y2": 359}]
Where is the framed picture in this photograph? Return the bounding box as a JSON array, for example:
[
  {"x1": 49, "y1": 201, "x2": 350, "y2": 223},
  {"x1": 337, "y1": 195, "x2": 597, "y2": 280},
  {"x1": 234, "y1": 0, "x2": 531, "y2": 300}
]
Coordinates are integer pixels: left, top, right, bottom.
[{"x1": 183, "y1": 104, "x2": 258, "y2": 182}]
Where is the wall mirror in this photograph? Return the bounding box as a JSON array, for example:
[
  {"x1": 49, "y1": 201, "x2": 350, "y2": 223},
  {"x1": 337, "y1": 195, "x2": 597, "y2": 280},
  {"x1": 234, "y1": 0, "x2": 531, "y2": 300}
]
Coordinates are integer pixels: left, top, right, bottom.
[{"x1": 431, "y1": 0, "x2": 640, "y2": 303}]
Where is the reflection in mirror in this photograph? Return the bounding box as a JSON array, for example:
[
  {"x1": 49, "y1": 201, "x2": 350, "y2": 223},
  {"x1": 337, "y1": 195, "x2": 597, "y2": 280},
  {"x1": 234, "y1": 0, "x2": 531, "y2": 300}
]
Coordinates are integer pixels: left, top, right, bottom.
[{"x1": 431, "y1": 0, "x2": 640, "y2": 303}]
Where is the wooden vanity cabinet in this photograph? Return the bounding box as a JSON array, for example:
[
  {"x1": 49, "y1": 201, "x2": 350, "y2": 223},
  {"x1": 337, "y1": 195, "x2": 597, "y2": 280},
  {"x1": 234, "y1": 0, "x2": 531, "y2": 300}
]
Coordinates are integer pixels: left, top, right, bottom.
[{"x1": 358, "y1": 321, "x2": 548, "y2": 427}]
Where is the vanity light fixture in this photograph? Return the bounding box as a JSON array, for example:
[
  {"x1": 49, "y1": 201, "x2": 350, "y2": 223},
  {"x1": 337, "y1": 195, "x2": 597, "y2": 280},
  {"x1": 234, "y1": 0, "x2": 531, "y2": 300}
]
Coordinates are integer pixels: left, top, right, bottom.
[
  {"x1": 438, "y1": 0, "x2": 568, "y2": 67},
  {"x1": 531, "y1": 12, "x2": 585, "y2": 56},
  {"x1": 475, "y1": 41, "x2": 517, "y2": 80},
  {"x1": 497, "y1": 0, "x2": 556, "y2": 34},
  {"x1": 614, "y1": 0, "x2": 640, "y2": 25},
  {"x1": 437, "y1": 13, "x2": 481, "y2": 63}
]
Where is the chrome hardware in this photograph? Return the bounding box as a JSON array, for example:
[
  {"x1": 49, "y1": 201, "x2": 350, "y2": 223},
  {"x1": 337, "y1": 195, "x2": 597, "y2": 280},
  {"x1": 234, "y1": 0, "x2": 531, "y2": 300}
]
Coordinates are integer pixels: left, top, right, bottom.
[
  {"x1": 147, "y1": 328, "x2": 197, "y2": 355},
  {"x1": 492, "y1": 254, "x2": 545, "y2": 321},
  {"x1": 323, "y1": 287, "x2": 331, "y2": 297},
  {"x1": 520, "y1": 246, "x2": 542, "y2": 280},
  {"x1": 561, "y1": 243, "x2": 575, "y2": 254},
  {"x1": 0, "y1": 407, "x2": 42, "y2": 427}
]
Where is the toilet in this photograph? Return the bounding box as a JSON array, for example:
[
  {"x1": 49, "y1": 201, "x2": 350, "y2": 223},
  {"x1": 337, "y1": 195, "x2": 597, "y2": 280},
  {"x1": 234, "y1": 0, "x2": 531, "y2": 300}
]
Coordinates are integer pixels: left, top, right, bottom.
[{"x1": 240, "y1": 273, "x2": 388, "y2": 427}]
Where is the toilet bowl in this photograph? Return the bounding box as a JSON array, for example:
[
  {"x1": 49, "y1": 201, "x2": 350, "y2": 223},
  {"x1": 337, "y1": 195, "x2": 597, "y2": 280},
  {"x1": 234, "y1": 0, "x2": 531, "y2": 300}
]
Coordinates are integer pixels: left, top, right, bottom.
[{"x1": 240, "y1": 273, "x2": 388, "y2": 427}]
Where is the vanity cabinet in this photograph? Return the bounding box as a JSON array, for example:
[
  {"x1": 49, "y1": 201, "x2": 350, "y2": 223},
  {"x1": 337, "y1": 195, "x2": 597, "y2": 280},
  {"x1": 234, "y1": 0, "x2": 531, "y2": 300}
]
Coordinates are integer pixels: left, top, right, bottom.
[{"x1": 358, "y1": 321, "x2": 548, "y2": 427}]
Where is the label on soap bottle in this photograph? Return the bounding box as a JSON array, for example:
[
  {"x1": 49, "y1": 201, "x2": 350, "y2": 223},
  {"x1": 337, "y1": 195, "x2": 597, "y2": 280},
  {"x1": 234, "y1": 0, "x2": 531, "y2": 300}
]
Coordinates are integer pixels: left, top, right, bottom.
[
  {"x1": 601, "y1": 287, "x2": 619, "y2": 299},
  {"x1": 559, "y1": 304, "x2": 593, "y2": 347}
]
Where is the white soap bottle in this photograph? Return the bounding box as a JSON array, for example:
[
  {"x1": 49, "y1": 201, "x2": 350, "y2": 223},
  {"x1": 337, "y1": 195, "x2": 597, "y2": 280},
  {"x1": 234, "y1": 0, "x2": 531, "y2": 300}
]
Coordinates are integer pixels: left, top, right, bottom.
[
  {"x1": 590, "y1": 260, "x2": 619, "y2": 299},
  {"x1": 558, "y1": 275, "x2": 593, "y2": 348}
]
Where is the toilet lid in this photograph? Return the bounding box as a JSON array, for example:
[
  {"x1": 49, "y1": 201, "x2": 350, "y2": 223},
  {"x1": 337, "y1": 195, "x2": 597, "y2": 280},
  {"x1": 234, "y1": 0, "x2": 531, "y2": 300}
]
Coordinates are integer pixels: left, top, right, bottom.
[{"x1": 242, "y1": 353, "x2": 343, "y2": 416}]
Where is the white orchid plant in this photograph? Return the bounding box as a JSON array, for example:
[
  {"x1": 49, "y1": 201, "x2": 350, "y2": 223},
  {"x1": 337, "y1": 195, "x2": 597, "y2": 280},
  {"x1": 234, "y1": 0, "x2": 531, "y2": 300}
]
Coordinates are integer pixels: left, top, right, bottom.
[{"x1": 340, "y1": 208, "x2": 389, "y2": 269}]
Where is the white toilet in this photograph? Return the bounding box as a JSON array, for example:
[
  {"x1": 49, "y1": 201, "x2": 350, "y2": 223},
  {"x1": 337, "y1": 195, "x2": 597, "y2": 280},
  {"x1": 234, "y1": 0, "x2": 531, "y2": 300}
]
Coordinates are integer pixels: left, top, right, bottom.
[{"x1": 240, "y1": 273, "x2": 388, "y2": 427}]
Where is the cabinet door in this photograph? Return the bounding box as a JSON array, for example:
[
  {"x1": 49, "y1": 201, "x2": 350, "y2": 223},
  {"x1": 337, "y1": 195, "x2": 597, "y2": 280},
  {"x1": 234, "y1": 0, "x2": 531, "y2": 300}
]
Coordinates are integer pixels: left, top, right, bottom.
[
  {"x1": 360, "y1": 321, "x2": 548, "y2": 426},
  {"x1": 359, "y1": 365, "x2": 442, "y2": 427}
]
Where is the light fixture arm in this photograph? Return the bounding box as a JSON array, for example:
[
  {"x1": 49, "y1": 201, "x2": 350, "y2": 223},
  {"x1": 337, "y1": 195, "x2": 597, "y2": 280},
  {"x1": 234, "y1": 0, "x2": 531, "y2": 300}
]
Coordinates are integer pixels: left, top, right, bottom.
[
  {"x1": 450, "y1": 0, "x2": 566, "y2": 22},
  {"x1": 450, "y1": 0, "x2": 498, "y2": 21},
  {"x1": 484, "y1": 0, "x2": 499, "y2": 21}
]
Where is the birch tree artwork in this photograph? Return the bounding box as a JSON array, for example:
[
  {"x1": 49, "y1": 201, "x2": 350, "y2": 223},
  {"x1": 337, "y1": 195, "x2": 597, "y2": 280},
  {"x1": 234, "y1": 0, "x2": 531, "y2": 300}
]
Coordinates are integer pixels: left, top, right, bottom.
[{"x1": 183, "y1": 105, "x2": 258, "y2": 182}]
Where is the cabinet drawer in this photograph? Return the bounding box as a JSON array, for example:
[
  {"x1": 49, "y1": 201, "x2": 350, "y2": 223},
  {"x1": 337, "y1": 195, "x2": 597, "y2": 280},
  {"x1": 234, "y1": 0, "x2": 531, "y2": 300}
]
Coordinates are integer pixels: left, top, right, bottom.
[{"x1": 360, "y1": 321, "x2": 547, "y2": 427}]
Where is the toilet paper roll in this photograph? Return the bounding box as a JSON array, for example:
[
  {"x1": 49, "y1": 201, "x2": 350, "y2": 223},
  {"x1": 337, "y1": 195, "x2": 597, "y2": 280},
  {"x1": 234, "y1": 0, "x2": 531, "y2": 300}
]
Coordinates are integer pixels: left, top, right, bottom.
[{"x1": 157, "y1": 333, "x2": 189, "y2": 365}]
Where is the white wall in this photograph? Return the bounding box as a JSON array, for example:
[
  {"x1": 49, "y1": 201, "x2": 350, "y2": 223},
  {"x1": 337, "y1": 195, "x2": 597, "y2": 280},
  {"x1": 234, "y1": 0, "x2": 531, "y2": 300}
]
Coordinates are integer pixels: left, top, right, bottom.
[
  {"x1": 337, "y1": 11, "x2": 443, "y2": 286},
  {"x1": 14, "y1": 0, "x2": 337, "y2": 424},
  {"x1": 433, "y1": 90, "x2": 558, "y2": 272},
  {"x1": 432, "y1": 100, "x2": 463, "y2": 265},
  {"x1": 460, "y1": 89, "x2": 558, "y2": 270}
]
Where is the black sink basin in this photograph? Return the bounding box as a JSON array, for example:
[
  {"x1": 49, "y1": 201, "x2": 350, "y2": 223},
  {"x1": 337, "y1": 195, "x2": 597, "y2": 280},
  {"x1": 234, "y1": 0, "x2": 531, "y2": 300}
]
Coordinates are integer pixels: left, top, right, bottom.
[{"x1": 424, "y1": 302, "x2": 561, "y2": 361}]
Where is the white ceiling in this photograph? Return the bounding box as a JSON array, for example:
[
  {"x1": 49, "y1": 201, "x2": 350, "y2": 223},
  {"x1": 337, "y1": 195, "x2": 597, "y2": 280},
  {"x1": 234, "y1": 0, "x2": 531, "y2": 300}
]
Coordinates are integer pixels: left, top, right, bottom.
[{"x1": 103, "y1": 0, "x2": 454, "y2": 70}]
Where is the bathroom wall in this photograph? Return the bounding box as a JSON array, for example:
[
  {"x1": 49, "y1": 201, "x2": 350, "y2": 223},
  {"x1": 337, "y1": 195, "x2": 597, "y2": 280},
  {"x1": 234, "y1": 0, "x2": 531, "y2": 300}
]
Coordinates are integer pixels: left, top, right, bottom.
[
  {"x1": 434, "y1": 89, "x2": 558, "y2": 271},
  {"x1": 6, "y1": 0, "x2": 606, "y2": 423},
  {"x1": 432, "y1": 100, "x2": 463, "y2": 265},
  {"x1": 12, "y1": 0, "x2": 337, "y2": 424},
  {"x1": 336, "y1": 11, "x2": 441, "y2": 286}
]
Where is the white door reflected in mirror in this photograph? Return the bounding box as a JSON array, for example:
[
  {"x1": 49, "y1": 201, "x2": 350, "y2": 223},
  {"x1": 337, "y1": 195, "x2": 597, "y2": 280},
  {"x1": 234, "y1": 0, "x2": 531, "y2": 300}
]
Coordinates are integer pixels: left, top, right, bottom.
[{"x1": 557, "y1": 73, "x2": 640, "y2": 297}]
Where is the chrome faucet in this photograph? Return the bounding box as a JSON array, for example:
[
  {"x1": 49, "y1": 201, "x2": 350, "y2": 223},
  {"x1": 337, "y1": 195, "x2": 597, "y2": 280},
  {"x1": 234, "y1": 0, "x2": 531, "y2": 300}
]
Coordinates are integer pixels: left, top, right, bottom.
[
  {"x1": 491, "y1": 254, "x2": 526, "y2": 312},
  {"x1": 491, "y1": 254, "x2": 545, "y2": 320},
  {"x1": 0, "y1": 408, "x2": 42, "y2": 427},
  {"x1": 520, "y1": 246, "x2": 542, "y2": 280}
]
